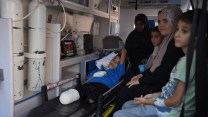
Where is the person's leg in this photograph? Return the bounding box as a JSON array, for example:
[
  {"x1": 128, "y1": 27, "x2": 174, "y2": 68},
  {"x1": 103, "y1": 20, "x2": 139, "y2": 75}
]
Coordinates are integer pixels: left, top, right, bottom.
[
  {"x1": 75, "y1": 84, "x2": 89, "y2": 102},
  {"x1": 122, "y1": 100, "x2": 137, "y2": 109},
  {"x1": 86, "y1": 82, "x2": 109, "y2": 103},
  {"x1": 122, "y1": 68, "x2": 135, "y2": 83},
  {"x1": 113, "y1": 104, "x2": 158, "y2": 117},
  {"x1": 113, "y1": 84, "x2": 153, "y2": 112},
  {"x1": 76, "y1": 82, "x2": 109, "y2": 103}
]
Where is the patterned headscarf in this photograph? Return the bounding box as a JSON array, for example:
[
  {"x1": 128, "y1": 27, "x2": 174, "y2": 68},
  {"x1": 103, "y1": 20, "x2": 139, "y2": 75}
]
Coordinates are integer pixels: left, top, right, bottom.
[{"x1": 150, "y1": 6, "x2": 182, "y2": 72}]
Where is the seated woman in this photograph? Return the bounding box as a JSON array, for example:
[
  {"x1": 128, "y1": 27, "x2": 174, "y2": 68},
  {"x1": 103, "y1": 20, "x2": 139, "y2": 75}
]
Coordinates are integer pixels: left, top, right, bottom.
[
  {"x1": 139, "y1": 26, "x2": 163, "y2": 72},
  {"x1": 59, "y1": 49, "x2": 127, "y2": 105}
]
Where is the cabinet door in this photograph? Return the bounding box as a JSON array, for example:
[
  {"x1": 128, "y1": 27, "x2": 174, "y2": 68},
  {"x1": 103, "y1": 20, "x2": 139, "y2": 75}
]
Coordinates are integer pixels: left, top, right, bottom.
[{"x1": 92, "y1": 0, "x2": 109, "y2": 13}]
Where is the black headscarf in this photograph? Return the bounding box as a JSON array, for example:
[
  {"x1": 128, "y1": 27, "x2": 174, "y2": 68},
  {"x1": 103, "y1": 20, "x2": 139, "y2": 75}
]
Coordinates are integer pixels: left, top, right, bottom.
[
  {"x1": 134, "y1": 13, "x2": 150, "y2": 33},
  {"x1": 125, "y1": 13, "x2": 153, "y2": 74}
]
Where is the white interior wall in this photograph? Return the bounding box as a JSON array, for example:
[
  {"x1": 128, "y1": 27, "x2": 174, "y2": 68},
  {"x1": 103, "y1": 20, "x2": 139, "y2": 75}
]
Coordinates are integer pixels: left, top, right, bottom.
[
  {"x1": 119, "y1": 8, "x2": 160, "y2": 43},
  {"x1": 180, "y1": 0, "x2": 205, "y2": 11},
  {"x1": 180, "y1": 0, "x2": 190, "y2": 12}
]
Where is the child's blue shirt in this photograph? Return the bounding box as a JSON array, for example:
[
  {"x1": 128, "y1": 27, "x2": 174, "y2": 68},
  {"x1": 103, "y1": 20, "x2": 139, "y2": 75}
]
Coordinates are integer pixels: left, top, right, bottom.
[
  {"x1": 139, "y1": 54, "x2": 153, "y2": 72},
  {"x1": 87, "y1": 64, "x2": 125, "y2": 88}
]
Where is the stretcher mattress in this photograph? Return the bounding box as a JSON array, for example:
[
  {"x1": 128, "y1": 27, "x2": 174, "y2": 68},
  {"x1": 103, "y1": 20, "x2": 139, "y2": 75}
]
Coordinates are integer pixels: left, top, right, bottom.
[{"x1": 28, "y1": 97, "x2": 96, "y2": 117}]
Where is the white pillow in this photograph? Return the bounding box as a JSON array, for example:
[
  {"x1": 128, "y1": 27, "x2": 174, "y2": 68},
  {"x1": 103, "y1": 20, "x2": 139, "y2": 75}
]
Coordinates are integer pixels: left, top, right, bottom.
[{"x1": 59, "y1": 89, "x2": 80, "y2": 105}]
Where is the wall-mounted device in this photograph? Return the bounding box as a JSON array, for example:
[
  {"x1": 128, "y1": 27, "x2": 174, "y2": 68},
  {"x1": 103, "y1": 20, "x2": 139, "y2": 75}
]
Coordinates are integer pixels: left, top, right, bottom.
[
  {"x1": 61, "y1": 40, "x2": 76, "y2": 58},
  {"x1": 84, "y1": 34, "x2": 93, "y2": 54},
  {"x1": 111, "y1": 5, "x2": 119, "y2": 12},
  {"x1": 77, "y1": 34, "x2": 93, "y2": 55}
]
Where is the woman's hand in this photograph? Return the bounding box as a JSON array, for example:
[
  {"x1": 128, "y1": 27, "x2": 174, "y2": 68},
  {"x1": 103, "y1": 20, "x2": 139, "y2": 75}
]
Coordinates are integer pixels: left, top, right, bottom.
[
  {"x1": 134, "y1": 95, "x2": 155, "y2": 105},
  {"x1": 134, "y1": 95, "x2": 147, "y2": 105},
  {"x1": 126, "y1": 74, "x2": 143, "y2": 88}
]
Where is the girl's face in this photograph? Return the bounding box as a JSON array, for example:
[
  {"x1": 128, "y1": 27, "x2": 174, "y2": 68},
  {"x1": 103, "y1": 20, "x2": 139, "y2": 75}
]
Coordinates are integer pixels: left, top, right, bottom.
[
  {"x1": 135, "y1": 21, "x2": 145, "y2": 32},
  {"x1": 151, "y1": 32, "x2": 163, "y2": 46},
  {"x1": 174, "y1": 20, "x2": 191, "y2": 51},
  {"x1": 158, "y1": 12, "x2": 173, "y2": 37}
]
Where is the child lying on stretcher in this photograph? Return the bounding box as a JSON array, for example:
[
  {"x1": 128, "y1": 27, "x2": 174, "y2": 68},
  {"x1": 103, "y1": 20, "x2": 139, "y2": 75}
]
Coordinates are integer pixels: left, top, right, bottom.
[{"x1": 59, "y1": 48, "x2": 127, "y2": 105}]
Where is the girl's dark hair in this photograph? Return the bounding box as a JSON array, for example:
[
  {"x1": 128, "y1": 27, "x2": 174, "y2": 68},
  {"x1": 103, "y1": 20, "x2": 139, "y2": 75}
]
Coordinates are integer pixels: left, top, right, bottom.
[
  {"x1": 179, "y1": 9, "x2": 201, "y2": 24},
  {"x1": 116, "y1": 53, "x2": 121, "y2": 58},
  {"x1": 151, "y1": 26, "x2": 160, "y2": 33},
  {"x1": 179, "y1": 10, "x2": 194, "y2": 24}
]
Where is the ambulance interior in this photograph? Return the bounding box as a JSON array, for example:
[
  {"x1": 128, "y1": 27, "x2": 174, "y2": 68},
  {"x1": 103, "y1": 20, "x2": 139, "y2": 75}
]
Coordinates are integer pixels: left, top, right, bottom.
[{"x1": 0, "y1": 0, "x2": 207, "y2": 117}]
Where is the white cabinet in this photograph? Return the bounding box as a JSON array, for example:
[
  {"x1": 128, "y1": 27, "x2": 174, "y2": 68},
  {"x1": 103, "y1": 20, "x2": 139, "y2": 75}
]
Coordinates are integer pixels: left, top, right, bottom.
[
  {"x1": 66, "y1": 0, "x2": 89, "y2": 7},
  {"x1": 13, "y1": 23, "x2": 99, "y2": 117},
  {"x1": 45, "y1": 0, "x2": 110, "y2": 18},
  {"x1": 91, "y1": 0, "x2": 110, "y2": 18},
  {"x1": 0, "y1": 18, "x2": 14, "y2": 117},
  {"x1": 45, "y1": 0, "x2": 120, "y2": 49},
  {"x1": 60, "y1": 52, "x2": 98, "y2": 83},
  {"x1": 14, "y1": 23, "x2": 61, "y2": 117}
]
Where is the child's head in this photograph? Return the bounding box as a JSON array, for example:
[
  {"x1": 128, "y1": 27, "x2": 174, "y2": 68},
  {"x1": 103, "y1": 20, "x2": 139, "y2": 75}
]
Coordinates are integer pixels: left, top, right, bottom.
[
  {"x1": 151, "y1": 26, "x2": 163, "y2": 46},
  {"x1": 174, "y1": 10, "x2": 196, "y2": 52},
  {"x1": 113, "y1": 54, "x2": 121, "y2": 64},
  {"x1": 107, "y1": 54, "x2": 121, "y2": 69},
  {"x1": 96, "y1": 51, "x2": 120, "y2": 70}
]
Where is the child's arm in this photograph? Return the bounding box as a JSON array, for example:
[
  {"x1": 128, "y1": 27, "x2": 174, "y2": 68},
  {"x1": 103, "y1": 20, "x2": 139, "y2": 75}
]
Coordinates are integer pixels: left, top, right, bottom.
[
  {"x1": 113, "y1": 48, "x2": 127, "y2": 79},
  {"x1": 85, "y1": 71, "x2": 107, "y2": 83},
  {"x1": 120, "y1": 48, "x2": 127, "y2": 64},
  {"x1": 144, "y1": 92, "x2": 161, "y2": 100},
  {"x1": 84, "y1": 76, "x2": 93, "y2": 83},
  {"x1": 163, "y1": 80, "x2": 185, "y2": 107},
  {"x1": 134, "y1": 92, "x2": 161, "y2": 105},
  {"x1": 134, "y1": 80, "x2": 185, "y2": 107},
  {"x1": 85, "y1": 69, "x2": 99, "y2": 81}
]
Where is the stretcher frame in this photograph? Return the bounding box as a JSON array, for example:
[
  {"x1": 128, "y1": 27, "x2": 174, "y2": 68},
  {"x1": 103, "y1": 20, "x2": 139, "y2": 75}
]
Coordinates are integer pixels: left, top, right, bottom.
[{"x1": 28, "y1": 74, "x2": 126, "y2": 117}]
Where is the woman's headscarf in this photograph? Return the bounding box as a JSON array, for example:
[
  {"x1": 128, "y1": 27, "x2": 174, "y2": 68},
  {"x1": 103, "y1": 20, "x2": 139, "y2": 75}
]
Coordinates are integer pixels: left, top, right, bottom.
[
  {"x1": 150, "y1": 6, "x2": 182, "y2": 72},
  {"x1": 134, "y1": 13, "x2": 150, "y2": 33}
]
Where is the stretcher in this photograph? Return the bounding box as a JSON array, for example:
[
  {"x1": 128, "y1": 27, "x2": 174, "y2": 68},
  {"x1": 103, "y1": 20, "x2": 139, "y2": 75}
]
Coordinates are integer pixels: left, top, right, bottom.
[
  {"x1": 28, "y1": 54, "x2": 130, "y2": 117},
  {"x1": 27, "y1": 74, "x2": 125, "y2": 117}
]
